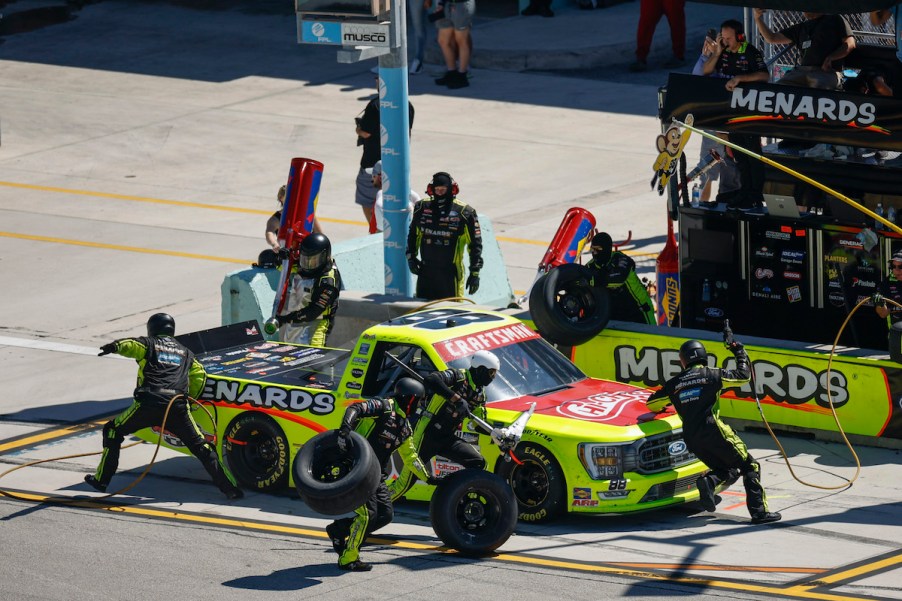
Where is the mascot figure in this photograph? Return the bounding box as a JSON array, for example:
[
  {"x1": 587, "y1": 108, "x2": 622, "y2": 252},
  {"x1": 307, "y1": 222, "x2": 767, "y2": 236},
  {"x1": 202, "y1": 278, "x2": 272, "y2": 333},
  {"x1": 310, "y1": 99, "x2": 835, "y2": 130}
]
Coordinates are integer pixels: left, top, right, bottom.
[{"x1": 651, "y1": 115, "x2": 693, "y2": 196}]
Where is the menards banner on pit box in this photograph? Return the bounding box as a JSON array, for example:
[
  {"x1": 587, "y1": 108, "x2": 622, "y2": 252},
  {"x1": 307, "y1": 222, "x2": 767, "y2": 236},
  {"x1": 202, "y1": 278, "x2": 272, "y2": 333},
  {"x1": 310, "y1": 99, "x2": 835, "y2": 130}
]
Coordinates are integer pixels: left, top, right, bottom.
[{"x1": 569, "y1": 325, "x2": 902, "y2": 442}]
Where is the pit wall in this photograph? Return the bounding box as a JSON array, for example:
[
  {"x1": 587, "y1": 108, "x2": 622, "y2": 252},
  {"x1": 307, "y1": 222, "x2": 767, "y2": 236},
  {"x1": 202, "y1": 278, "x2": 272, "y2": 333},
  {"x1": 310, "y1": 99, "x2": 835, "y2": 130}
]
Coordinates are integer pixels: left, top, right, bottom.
[
  {"x1": 569, "y1": 321, "x2": 902, "y2": 448},
  {"x1": 221, "y1": 216, "x2": 515, "y2": 345}
]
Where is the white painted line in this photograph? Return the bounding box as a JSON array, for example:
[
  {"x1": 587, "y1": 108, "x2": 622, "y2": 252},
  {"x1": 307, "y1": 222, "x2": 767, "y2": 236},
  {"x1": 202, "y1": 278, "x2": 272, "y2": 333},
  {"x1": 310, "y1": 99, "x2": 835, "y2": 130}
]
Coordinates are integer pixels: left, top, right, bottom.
[{"x1": 0, "y1": 336, "x2": 128, "y2": 359}]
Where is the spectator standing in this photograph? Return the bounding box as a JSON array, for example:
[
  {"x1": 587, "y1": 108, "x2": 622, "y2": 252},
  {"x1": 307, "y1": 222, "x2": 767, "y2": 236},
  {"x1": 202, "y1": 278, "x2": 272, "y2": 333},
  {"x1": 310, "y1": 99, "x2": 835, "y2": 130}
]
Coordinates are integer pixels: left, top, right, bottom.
[
  {"x1": 432, "y1": 0, "x2": 475, "y2": 89},
  {"x1": 408, "y1": 0, "x2": 428, "y2": 74},
  {"x1": 630, "y1": 0, "x2": 686, "y2": 72},
  {"x1": 355, "y1": 81, "x2": 415, "y2": 223},
  {"x1": 753, "y1": 9, "x2": 855, "y2": 89}
]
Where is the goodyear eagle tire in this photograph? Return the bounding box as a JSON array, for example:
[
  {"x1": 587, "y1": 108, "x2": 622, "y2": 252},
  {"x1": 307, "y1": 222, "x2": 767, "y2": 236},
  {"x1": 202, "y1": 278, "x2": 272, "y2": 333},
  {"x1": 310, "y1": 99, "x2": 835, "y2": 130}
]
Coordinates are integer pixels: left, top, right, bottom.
[
  {"x1": 496, "y1": 442, "x2": 566, "y2": 523},
  {"x1": 528, "y1": 263, "x2": 610, "y2": 347},
  {"x1": 223, "y1": 412, "x2": 289, "y2": 492},
  {"x1": 429, "y1": 469, "x2": 518, "y2": 556},
  {"x1": 293, "y1": 430, "x2": 381, "y2": 516}
]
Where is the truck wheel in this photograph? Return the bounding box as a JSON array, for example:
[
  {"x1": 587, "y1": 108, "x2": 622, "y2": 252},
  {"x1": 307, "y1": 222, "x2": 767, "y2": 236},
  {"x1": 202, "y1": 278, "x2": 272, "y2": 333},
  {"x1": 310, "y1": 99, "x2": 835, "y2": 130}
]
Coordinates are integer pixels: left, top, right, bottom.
[
  {"x1": 429, "y1": 469, "x2": 518, "y2": 556},
  {"x1": 496, "y1": 442, "x2": 565, "y2": 522},
  {"x1": 528, "y1": 263, "x2": 609, "y2": 347},
  {"x1": 293, "y1": 430, "x2": 381, "y2": 516},
  {"x1": 223, "y1": 412, "x2": 289, "y2": 492}
]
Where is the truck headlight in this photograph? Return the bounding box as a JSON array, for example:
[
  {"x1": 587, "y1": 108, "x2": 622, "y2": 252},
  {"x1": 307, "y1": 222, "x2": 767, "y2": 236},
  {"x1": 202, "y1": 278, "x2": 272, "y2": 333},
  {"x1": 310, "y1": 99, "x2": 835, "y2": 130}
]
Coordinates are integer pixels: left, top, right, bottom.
[{"x1": 578, "y1": 444, "x2": 624, "y2": 480}]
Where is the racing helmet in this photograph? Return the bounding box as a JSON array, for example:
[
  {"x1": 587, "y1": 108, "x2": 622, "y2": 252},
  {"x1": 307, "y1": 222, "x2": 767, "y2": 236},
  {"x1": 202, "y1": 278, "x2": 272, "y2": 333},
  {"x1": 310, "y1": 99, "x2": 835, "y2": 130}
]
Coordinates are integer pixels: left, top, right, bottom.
[
  {"x1": 394, "y1": 378, "x2": 425, "y2": 408},
  {"x1": 590, "y1": 232, "x2": 613, "y2": 264},
  {"x1": 469, "y1": 350, "x2": 500, "y2": 387},
  {"x1": 679, "y1": 340, "x2": 707, "y2": 368},
  {"x1": 297, "y1": 233, "x2": 331, "y2": 277},
  {"x1": 147, "y1": 313, "x2": 176, "y2": 337}
]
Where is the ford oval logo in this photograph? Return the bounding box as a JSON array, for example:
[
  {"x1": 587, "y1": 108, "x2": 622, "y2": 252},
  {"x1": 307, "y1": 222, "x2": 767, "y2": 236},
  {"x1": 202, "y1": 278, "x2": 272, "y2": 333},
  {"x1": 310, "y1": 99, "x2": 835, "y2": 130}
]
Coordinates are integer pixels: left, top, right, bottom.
[
  {"x1": 704, "y1": 307, "x2": 724, "y2": 317},
  {"x1": 668, "y1": 441, "x2": 687, "y2": 455}
]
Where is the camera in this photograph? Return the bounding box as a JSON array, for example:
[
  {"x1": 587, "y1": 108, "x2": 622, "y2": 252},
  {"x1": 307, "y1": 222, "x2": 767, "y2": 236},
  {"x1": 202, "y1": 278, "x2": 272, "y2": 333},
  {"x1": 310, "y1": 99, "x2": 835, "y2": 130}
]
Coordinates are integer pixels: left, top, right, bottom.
[{"x1": 428, "y1": 7, "x2": 445, "y2": 22}]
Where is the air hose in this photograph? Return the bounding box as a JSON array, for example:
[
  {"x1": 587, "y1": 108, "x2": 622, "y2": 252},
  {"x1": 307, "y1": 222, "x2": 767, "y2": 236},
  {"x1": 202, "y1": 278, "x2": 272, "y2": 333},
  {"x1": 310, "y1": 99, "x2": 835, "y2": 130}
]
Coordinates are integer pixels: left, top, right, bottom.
[
  {"x1": 739, "y1": 296, "x2": 897, "y2": 491},
  {"x1": 0, "y1": 395, "x2": 219, "y2": 504}
]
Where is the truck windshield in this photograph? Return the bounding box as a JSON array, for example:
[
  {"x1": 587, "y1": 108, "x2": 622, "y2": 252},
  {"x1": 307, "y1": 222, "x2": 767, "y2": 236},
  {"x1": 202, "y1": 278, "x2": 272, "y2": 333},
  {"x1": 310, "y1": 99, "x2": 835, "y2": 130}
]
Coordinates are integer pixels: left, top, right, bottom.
[{"x1": 447, "y1": 338, "x2": 586, "y2": 402}]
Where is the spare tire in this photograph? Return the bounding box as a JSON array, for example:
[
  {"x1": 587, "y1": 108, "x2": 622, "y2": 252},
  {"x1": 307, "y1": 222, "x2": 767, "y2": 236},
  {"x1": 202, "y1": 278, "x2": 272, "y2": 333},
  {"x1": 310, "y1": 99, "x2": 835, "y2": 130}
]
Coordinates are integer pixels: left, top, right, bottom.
[
  {"x1": 429, "y1": 469, "x2": 518, "y2": 556},
  {"x1": 529, "y1": 263, "x2": 609, "y2": 347},
  {"x1": 293, "y1": 430, "x2": 381, "y2": 516}
]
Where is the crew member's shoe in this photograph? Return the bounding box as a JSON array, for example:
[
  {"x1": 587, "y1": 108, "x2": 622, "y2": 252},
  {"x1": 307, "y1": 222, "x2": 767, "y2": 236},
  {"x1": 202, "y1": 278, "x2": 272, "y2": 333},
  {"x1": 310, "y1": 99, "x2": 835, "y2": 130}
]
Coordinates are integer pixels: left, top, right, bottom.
[
  {"x1": 446, "y1": 71, "x2": 469, "y2": 89},
  {"x1": 338, "y1": 560, "x2": 373, "y2": 572},
  {"x1": 435, "y1": 70, "x2": 455, "y2": 86},
  {"x1": 84, "y1": 474, "x2": 107, "y2": 493},
  {"x1": 751, "y1": 511, "x2": 782, "y2": 524},
  {"x1": 696, "y1": 476, "x2": 718, "y2": 512},
  {"x1": 224, "y1": 486, "x2": 244, "y2": 500},
  {"x1": 326, "y1": 523, "x2": 346, "y2": 555}
]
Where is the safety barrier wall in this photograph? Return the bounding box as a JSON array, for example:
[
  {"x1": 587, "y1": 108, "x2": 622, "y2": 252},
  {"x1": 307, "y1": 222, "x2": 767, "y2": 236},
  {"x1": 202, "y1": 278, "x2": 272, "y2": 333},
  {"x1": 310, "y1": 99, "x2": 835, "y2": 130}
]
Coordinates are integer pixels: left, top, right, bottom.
[
  {"x1": 221, "y1": 216, "x2": 514, "y2": 341},
  {"x1": 569, "y1": 321, "x2": 902, "y2": 449}
]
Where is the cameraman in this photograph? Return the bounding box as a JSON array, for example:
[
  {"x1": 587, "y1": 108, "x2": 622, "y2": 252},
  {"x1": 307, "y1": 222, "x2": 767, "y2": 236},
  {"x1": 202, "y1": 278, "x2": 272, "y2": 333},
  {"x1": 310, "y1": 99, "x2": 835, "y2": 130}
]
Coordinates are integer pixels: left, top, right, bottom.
[{"x1": 354, "y1": 76, "x2": 414, "y2": 224}]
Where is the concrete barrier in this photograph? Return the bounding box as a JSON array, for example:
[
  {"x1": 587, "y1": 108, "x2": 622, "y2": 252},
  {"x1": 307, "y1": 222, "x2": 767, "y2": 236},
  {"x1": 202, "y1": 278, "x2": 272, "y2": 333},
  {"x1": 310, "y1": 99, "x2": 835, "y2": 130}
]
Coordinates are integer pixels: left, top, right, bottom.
[{"x1": 221, "y1": 215, "x2": 515, "y2": 340}]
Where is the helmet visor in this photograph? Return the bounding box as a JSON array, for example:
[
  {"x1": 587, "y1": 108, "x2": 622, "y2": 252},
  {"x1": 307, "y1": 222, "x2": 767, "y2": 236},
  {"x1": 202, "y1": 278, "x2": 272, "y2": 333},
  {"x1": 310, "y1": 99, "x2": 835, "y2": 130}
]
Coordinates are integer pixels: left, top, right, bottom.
[{"x1": 298, "y1": 250, "x2": 327, "y2": 273}]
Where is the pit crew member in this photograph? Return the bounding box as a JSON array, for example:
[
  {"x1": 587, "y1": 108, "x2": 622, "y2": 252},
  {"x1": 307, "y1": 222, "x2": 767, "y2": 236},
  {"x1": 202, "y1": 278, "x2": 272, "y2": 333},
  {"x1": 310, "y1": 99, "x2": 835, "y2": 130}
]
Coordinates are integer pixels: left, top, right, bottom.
[
  {"x1": 277, "y1": 233, "x2": 341, "y2": 347},
  {"x1": 587, "y1": 232, "x2": 656, "y2": 325}
]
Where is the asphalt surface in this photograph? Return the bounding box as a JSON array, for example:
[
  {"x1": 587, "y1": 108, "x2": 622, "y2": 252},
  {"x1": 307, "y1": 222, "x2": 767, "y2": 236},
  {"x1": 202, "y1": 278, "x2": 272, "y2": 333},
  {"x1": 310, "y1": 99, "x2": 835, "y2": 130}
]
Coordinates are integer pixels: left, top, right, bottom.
[{"x1": 2, "y1": 3, "x2": 902, "y2": 601}]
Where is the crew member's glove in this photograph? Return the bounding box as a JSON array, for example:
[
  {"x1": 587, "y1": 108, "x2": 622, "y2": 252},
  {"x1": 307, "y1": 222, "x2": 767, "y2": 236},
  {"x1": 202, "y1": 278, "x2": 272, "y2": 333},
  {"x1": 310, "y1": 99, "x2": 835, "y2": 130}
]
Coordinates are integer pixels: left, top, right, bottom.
[
  {"x1": 277, "y1": 247, "x2": 291, "y2": 261},
  {"x1": 98, "y1": 342, "x2": 117, "y2": 356},
  {"x1": 466, "y1": 272, "x2": 480, "y2": 294},
  {"x1": 722, "y1": 319, "x2": 734, "y2": 349},
  {"x1": 281, "y1": 311, "x2": 303, "y2": 324},
  {"x1": 407, "y1": 258, "x2": 422, "y2": 275},
  {"x1": 873, "y1": 293, "x2": 887, "y2": 308},
  {"x1": 336, "y1": 426, "x2": 351, "y2": 453}
]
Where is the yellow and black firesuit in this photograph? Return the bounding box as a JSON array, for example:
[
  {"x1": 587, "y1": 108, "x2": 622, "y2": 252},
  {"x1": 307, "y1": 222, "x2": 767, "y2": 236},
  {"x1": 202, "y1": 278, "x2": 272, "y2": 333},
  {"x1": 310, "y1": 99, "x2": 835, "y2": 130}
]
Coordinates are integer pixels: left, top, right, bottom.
[
  {"x1": 389, "y1": 350, "x2": 500, "y2": 501},
  {"x1": 406, "y1": 172, "x2": 483, "y2": 300},
  {"x1": 278, "y1": 233, "x2": 340, "y2": 347},
  {"x1": 646, "y1": 339, "x2": 781, "y2": 524},
  {"x1": 586, "y1": 232, "x2": 655, "y2": 325},
  {"x1": 326, "y1": 379, "x2": 430, "y2": 572},
  {"x1": 86, "y1": 313, "x2": 242, "y2": 499}
]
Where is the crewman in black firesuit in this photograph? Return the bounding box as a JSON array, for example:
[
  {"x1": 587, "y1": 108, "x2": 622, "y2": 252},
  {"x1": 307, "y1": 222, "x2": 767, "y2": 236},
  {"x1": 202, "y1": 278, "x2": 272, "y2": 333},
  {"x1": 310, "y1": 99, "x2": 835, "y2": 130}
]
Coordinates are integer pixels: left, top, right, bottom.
[
  {"x1": 874, "y1": 250, "x2": 902, "y2": 354},
  {"x1": 86, "y1": 313, "x2": 243, "y2": 499},
  {"x1": 406, "y1": 172, "x2": 483, "y2": 300},
  {"x1": 646, "y1": 334, "x2": 781, "y2": 524},
  {"x1": 389, "y1": 350, "x2": 501, "y2": 501},
  {"x1": 586, "y1": 231, "x2": 656, "y2": 324},
  {"x1": 326, "y1": 378, "x2": 432, "y2": 572},
  {"x1": 276, "y1": 233, "x2": 341, "y2": 347}
]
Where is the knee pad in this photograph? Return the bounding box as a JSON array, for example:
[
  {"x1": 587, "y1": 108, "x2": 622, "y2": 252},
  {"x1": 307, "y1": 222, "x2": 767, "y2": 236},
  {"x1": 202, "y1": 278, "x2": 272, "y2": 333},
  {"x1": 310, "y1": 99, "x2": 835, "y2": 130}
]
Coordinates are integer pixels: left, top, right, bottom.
[{"x1": 102, "y1": 422, "x2": 124, "y2": 449}]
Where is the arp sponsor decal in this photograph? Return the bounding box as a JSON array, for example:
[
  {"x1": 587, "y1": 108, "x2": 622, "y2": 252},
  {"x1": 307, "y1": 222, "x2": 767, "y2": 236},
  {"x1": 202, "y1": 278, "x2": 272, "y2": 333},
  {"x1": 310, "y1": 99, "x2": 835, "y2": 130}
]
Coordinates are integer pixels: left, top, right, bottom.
[
  {"x1": 434, "y1": 323, "x2": 540, "y2": 361},
  {"x1": 614, "y1": 345, "x2": 849, "y2": 408},
  {"x1": 572, "y1": 487, "x2": 599, "y2": 507},
  {"x1": 200, "y1": 380, "x2": 335, "y2": 414},
  {"x1": 557, "y1": 389, "x2": 650, "y2": 422}
]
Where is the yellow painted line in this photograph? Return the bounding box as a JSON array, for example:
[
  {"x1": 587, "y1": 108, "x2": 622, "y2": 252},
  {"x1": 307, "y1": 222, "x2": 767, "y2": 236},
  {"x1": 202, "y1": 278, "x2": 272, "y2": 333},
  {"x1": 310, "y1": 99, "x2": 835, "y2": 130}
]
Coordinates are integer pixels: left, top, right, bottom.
[
  {"x1": 809, "y1": 553, "x2": 902, "y2": 585},
  {"x1": 0, "y1": 180, "x2": 364, "y2": 227},
  {"x1": 0, "y1": 231, "x2": 248, "y2": 264},
  {"x1": 0, "y1": 420, "x2": 105, "y2": 454},
  {"x1": 0, "y1": 180, "x2": 656, "y2": 254},
  {"x1": 611, "y1": 562, "x2": 825, "y2": 574},
  {"x1": 0, "y1": 486, "x2": 890, "y2": 601}
]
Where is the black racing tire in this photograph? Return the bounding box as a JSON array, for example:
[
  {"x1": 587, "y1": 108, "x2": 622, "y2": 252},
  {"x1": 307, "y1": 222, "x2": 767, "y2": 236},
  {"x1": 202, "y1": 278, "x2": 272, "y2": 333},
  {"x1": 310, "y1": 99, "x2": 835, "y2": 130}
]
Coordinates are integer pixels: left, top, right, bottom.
[
  {"x1": 222, "y1": 412, "x2": 290, "y2": 492},
  {"x1": 293, "y1": 429, "x2": 381, "y2": 516},
  {"x1": 429, "y1": 469, "x2": 518, "y2": 556},
  {"x1": 496, "y1": 442, "x2": 566, "y2": 523},
  {"x1": 529, "y1": 263, "x2": 610, "y2": 347}
]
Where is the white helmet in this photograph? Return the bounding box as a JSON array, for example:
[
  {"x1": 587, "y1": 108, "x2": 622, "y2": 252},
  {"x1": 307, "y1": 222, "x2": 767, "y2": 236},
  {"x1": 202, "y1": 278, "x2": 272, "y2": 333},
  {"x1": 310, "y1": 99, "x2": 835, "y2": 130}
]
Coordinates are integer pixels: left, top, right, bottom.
[{"x1": 469, "y1": 350, "x2": 500, "y2": 387}]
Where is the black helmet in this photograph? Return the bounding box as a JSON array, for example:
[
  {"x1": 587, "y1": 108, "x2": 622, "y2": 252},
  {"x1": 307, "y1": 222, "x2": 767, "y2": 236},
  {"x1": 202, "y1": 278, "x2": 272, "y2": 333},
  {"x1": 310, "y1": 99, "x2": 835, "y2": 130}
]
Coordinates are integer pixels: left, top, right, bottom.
[
  {"x1": 679, "y1": 340, "x2": 707, "y2": 368},
  {"x1": 298, "y1": 233, "x2": 331, "y2": 277},
  {"x1": 255, "y1": 249, "x2": 280, "y2": 269},
  {"x1": 394, "y1": 378, "x2": 425, "y2": 401},
  {"x1": 591, "y1": 232, "x2": 613, "y2": 264},
  {"x1": 147, "y1": 313, "x2": 176, "y2": 337}
]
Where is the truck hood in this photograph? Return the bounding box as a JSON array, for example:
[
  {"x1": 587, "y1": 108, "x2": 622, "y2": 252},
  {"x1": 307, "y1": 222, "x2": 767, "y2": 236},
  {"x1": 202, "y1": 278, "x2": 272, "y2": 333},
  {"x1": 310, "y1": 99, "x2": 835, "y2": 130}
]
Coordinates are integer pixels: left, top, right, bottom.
[{"x1": 488, "y1": 378, "x2": 674, "y2": 427}]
